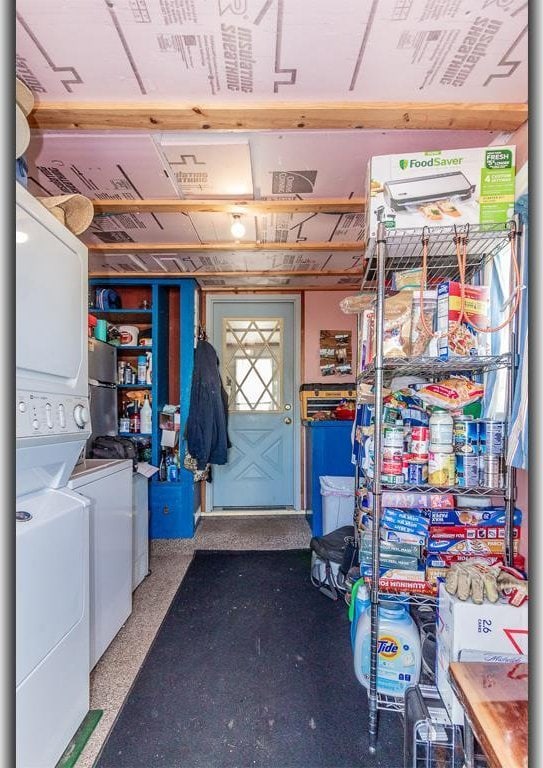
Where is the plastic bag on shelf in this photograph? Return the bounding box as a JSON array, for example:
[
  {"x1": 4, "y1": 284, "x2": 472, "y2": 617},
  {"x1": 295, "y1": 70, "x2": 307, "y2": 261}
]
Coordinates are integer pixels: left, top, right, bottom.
[{"x1": 415, "y1": 378, "x2": 484, "y2": 410}]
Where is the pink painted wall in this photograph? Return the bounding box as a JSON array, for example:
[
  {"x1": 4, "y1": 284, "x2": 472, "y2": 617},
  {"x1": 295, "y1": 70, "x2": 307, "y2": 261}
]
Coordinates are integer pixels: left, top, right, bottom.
[{"x1": 303, "y1": 291, "x2": 358, "y2": 383}]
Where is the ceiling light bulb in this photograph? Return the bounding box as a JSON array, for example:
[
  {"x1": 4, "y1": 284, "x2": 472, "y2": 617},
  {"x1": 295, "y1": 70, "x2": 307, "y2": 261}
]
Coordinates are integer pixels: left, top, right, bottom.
[
  {"x1": 16, "y1": 231, "x2": 28, "y2": 244},
  {"x1": 231, "y1": 216, "x2": 246, "y2": 239}
]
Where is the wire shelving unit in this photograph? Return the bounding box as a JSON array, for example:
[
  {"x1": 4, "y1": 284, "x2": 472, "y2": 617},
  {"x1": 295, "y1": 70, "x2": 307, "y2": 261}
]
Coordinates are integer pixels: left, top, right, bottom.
[{"x1": 354, "y1": 219, "x2": 521, "y2": 754}]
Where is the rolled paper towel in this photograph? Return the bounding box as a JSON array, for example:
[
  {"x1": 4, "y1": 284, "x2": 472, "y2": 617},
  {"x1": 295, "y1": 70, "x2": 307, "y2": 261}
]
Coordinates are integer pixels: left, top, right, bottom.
[
  {"x1": 36, "y1": 194, "x2": 95, "y2": 235},
  {"x1": 16, "y1": 78, "x2": 34, "y2": 159}
]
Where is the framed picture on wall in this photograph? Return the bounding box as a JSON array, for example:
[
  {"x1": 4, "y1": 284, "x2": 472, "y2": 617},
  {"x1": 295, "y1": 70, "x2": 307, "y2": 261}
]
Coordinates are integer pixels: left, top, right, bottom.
[{"x1": 319, "y1": 330, "x2": 352, "y2": 376}]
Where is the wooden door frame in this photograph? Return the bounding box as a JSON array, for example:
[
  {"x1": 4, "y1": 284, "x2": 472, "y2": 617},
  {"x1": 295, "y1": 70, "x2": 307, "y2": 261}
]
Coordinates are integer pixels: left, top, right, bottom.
[{"x1": 204, "y1": 293, "x2": 302, "y2": 513}]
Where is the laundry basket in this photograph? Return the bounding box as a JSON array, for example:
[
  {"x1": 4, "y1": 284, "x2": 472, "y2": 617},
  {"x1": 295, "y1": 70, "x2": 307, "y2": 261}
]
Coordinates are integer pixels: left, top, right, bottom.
[{"x1": 319, "y1": 476, "x2": 355, "y2": 534}]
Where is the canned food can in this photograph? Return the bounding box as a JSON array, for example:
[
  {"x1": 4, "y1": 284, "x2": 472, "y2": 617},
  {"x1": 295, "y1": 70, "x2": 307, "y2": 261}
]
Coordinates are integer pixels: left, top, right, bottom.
[
  {"x1": 428, "y1": 451, "x2": 456, "y2": 487},
  {"x1": 407, "y1": 460, "x2": 428, "y2": 485},
  {"x1": 454, "y1": 416, "x2": 479, "y2": 455},
  {"x1": 455, "y1": 454, "x2": 479, "y2": 487},
  {"x1": 382, "y1": 458, "x2": 403, "y2": 475},
  {"x1": 478, "y1": 419, "x2": 505, "y2": 456},
  {"x1": 381, "y1": 473, "x2": 405, "y2": 486},
  {"x1": 402, "y1": 453, "x2": 413, "y2": 483},
  {"x1": 411, "y1": 426, "x2": 430, "y2": 458},
  {"x1": 383, "y1": 406, "x2": 401, "y2": 425},
  {"x1": 479, "y1": 455, "x2": 505, "y2": 487},
  {"x1": 383, "y1": 425, "x2": 404, "y2": 449},
  {"x1": 383, "y1": 446, "x2": 403, "y2": 461}
]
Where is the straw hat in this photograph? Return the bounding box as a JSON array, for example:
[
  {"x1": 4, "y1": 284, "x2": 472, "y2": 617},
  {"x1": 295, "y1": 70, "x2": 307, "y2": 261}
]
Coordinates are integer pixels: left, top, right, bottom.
[
  {"x1": 36, "y1": 194, "x2": 95, "y2": 235},
  {"x1": 15, "y1": 77, "x2": 34, "y2": 159}
]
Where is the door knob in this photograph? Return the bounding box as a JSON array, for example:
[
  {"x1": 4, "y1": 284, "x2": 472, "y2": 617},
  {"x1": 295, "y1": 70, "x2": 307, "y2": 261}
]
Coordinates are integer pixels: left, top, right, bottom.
[{"x1": 284, "y1": 417, "x2": 292, "y2": 424}]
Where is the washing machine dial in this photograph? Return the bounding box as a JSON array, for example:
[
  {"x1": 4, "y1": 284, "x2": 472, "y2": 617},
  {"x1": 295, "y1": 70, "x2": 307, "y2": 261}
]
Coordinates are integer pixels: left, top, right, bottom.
[{"x1": 73, "y1": 404, "x2": 89, "y2": 428}]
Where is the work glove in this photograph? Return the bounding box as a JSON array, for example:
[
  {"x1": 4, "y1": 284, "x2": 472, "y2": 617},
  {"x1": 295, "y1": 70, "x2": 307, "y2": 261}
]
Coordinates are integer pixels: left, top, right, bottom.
[
  {"x1": 445, "y1": 561, "x2": 500, "y2": 605},
  {"x1": 497, "y1": 566, "x2": 528, "y2": 606}
]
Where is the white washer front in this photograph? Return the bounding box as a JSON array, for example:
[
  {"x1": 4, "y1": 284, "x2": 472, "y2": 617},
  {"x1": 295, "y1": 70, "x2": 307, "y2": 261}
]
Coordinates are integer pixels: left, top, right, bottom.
[
  {"x1": 68, "y1": 459, "x2": 133, "y2": 670},
  {"x1": 16, "y1": 488, "x2": 89, "y2": 768}
]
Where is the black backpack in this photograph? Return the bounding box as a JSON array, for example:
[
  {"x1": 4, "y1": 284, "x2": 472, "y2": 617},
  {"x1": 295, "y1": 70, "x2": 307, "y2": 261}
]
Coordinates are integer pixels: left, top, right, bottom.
[
  {"x1": 91, "y1": 436, "x2": 137, "y2": 470},
  {"x1": 310, "y1": 525, "x2": 357, "y2": 600}
]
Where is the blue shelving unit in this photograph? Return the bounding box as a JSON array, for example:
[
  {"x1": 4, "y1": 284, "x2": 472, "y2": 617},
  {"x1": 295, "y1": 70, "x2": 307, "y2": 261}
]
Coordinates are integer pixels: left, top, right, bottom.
[{"x1": 90, "y1": 277, "x2": 199, "y2": 539}]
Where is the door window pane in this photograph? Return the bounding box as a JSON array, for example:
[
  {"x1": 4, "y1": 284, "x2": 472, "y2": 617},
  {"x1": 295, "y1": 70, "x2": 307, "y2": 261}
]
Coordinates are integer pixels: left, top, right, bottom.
[{"x1": 223, "y1": 318, "x2": 283, "y2": 412}]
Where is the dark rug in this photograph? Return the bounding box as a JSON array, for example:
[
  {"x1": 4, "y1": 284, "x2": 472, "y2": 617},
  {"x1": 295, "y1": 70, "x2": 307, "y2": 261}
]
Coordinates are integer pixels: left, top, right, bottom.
[{"x1": 95, "y1": 550, "x2": 403, "y2": 768}]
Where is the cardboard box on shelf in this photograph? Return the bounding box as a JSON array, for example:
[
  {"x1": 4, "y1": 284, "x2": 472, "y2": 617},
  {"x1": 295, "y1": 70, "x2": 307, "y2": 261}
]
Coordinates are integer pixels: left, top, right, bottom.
[
  {"x1": 366, "y1": 146, "x2": 516, "y2": 240},
  {"x1": 437, "y1": 282, "x2": 490, "y2": 360},
  {"x1": 428, "y1": 507, "x2": 522, "y2": 527},
  {"x1": 436, "y1": 582, "x2": 528, "y2": 724}
]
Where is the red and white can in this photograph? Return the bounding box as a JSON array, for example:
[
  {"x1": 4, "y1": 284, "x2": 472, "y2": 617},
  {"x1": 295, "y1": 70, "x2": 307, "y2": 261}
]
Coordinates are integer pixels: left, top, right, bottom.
[{"x1": 411, "y1": 426, "x2": 430, "y2": 459}]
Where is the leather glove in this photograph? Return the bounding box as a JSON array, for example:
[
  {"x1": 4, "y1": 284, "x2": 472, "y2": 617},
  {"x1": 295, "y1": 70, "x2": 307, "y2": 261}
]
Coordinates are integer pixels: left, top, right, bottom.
[
  {"x1": 497, "y1": 566, "x2": 528, "y2": 606},
  {"x1": 445, "y1": 561, "x2": 500, "y2": 604}
]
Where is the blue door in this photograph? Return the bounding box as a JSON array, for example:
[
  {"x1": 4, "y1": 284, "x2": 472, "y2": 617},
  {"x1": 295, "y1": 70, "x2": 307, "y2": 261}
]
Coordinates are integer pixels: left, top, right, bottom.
[{"x1": 211, "y1": 299, "x2": 296, "y2": 509}]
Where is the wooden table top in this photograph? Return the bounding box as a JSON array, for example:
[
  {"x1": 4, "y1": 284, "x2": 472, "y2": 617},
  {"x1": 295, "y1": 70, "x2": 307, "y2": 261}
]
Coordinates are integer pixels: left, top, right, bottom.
[{"x1": 449, "y1": 661, "x2": 528, "y2": 768}]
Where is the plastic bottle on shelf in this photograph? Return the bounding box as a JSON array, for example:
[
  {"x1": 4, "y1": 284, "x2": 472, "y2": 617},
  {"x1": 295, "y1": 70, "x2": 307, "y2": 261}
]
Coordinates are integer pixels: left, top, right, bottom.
[
  {"x1": 140, "y1": 394, "x2": 152, "y2": 434},
  {"x1": 145, "y1": 352, "x2": 152, "y2": 385},
  {"x1": 137, "y1": 355, "x2": 147, "y2": 385},
  {"x1": 350, "y1": 579, "x2": 370, "y2": 649},
  {"x1": 159, "y1": 448, "x2": 167, "y2": 482},
  {"x1": 353, "y1": 601, "x2": 421, "y2": 697},
  {"x1": 429, "y1": 408, "x2": 453, "y2": 450},
  {"x1": 130, "y1": 402, "x2": 140, "y2": 433}
]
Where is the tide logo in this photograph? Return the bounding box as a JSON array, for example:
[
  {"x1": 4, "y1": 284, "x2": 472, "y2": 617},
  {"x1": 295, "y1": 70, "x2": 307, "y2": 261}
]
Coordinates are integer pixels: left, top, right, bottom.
[{"x1": 377, "y1": 635, "x2": 400, "y2": 659}]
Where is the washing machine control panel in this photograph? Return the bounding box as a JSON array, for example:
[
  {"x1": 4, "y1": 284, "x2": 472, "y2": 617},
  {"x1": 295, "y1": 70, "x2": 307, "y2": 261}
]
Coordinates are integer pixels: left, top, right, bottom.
[{"x1": 16, "y1": 391, "x2": 91, "y2": 439}]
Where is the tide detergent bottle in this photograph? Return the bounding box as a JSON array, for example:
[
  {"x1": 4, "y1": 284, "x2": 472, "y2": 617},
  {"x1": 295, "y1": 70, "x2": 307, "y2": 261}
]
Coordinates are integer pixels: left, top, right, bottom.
[{"x1": 353, "y1": 601, "x2": 421, "y2": 696}]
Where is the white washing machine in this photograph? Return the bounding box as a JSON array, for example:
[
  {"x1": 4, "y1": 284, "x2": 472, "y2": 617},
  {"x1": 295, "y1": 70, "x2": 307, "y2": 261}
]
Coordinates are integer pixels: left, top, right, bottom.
[
  {"x1": 16, "y1": 182, "x2": 91, "y2": 768},
  {"x1": 68, "y1": 459, "x2": 133, "y2": 670},
  {"x1": 16, "y1": 488, "x2": 90, "y2": 768}
]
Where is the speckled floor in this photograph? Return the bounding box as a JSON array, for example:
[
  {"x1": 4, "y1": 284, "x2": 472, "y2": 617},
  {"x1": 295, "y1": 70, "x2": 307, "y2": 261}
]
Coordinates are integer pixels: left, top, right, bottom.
[{"x1": 76, "y1": 514, "x2": 312, "y2": 768}]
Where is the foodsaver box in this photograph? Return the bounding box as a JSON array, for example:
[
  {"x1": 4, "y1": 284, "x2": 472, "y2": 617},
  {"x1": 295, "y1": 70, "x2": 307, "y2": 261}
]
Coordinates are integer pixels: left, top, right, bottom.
[{"x1": 366, "y1": 146, "x2": 516, "y2": 240}]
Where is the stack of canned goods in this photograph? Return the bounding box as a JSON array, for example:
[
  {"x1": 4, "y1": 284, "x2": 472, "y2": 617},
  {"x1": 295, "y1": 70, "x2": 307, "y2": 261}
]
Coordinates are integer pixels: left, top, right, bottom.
[
  {"x1": 382, "y1": 423, "x2": 405, "y2": 485},
  {"x1": 479, "y1": 419, "x2": 505, "y2": 488},
  {"x1": 454, "y1": 415, "x2": 505, "y2": 488},
  {"x1": 374, "y1": 415, "x2": 505, "y2": 490}
]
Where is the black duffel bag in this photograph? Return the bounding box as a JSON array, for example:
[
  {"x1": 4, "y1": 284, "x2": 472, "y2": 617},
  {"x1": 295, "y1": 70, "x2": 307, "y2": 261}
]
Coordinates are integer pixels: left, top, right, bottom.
[
  {"x1": 91, "y1": 436, "x2": 137, "y2": 470},
  {"x1": 310, "y1": 525, "x2": 357, "y2": 600}
]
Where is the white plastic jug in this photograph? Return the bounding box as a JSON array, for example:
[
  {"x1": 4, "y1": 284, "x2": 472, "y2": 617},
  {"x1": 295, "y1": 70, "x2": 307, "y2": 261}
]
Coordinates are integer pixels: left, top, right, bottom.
[
  {"x1": 353, "y1": 601, "x2": 421, "y2": 697},
  {"x1": 350, "y1": 579, "x2": 370, "y2": 649}
]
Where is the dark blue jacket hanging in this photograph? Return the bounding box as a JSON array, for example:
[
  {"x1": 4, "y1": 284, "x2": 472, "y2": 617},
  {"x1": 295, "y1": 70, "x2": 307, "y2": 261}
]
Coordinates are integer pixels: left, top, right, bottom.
[{"x1": 186, "y1": 339, "x2": 231, "y2": 470}]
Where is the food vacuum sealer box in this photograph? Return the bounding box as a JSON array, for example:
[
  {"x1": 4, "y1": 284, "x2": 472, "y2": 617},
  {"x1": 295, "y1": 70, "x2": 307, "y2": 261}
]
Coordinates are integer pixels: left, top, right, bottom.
[{"x1": 366, "y1": 146, "x2": 516, "y2": 239}]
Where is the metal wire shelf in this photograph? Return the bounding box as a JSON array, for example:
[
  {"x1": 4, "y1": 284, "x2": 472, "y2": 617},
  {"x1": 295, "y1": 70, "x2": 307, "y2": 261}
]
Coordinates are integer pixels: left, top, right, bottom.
[
  {"x1": 357, "y1": 352, "x2": 512, "y2": 383},
  {"x1": 372, "y1": 691, "x2": 405, "y2": 713},
  {"x1": 378, "y1": 591, "x2": 437, "y2": 608},
  {"x1": 360, "y1": 221, "x2": 515, "y2": 289},
  {"x1": 359, "y1": 478, "x2": 505, "y2": 496}
]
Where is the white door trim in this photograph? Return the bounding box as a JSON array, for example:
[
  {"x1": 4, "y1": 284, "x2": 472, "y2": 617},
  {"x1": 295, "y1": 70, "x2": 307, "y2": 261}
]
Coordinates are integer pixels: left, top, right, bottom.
[{"x1": 204, "y1": 294, "x2": 302, "y2": 513}]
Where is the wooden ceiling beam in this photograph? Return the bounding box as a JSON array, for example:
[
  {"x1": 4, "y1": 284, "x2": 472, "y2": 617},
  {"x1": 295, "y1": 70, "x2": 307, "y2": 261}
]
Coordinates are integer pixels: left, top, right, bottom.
[
  {"x1": 88, "y1": 269, "x2": 359, "y2": 278},
  {"x1": 29, "y1": 101, "x2": 527, "y2": 132},
  {"x1": 91, "y1": 198, "x2": 365, "y2": 215},
  {"x1": 88, "y1": 241, "x2": 365, "y2": 253}
]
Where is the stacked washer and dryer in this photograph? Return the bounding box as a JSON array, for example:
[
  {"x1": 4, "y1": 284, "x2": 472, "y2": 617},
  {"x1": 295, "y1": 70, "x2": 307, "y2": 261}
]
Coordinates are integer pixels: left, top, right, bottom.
[{"x1": 16, "y1": 183, "x2": 93, "y2": 768}]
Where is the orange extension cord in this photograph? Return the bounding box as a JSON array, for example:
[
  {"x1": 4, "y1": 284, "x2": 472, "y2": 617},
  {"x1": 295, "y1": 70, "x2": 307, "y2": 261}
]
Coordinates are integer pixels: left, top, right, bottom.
[{"x1": 417, "y1": 228, "x2": 521, "y2": 340}]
